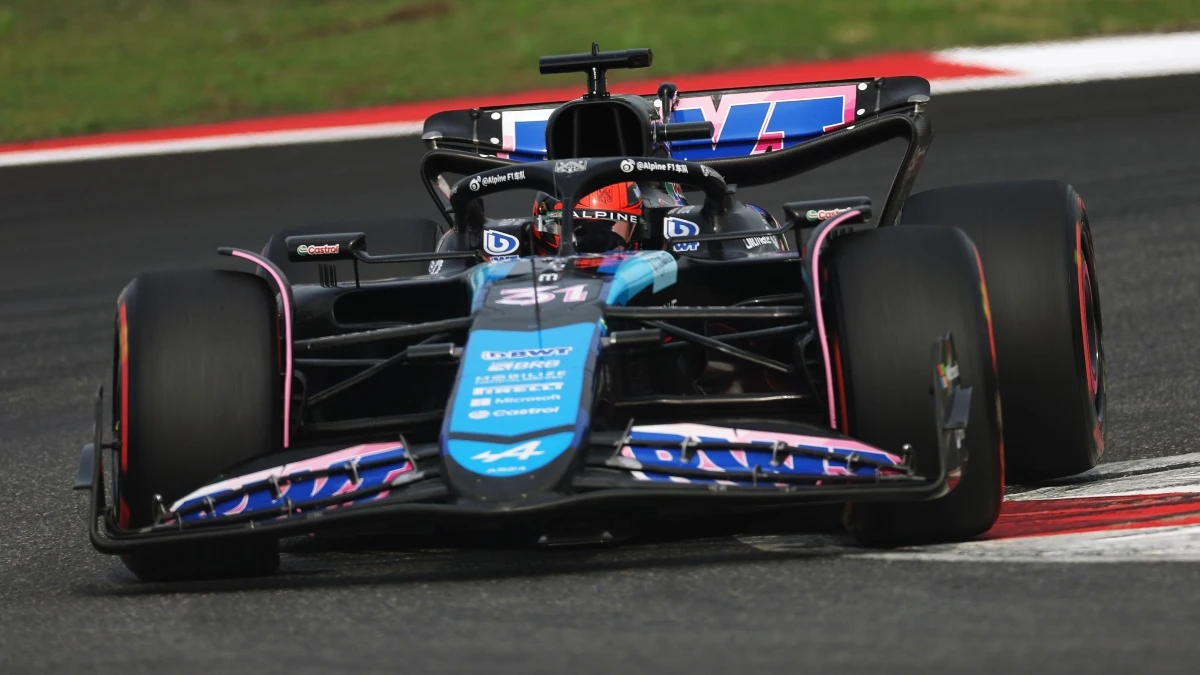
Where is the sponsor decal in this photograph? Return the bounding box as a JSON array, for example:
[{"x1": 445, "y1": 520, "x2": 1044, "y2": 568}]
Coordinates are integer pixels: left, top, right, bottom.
[
  {"x1": 428, "y1": 259, "x2": 444, "y2": 274},
  {"x1": 469, "y1": 169, "x2": 527, "y2": 192},
  {"x1": 495, "y1": 283, "x2": 590, "y2": 306},
  {"x1": 700, "y1": 164, "x2": 722, "y2": 179},
  {"x1": 471, "y1": 440, "x2": 544, "y2": 464},
  {"x1": 571, "y1": 209, "x2": 639, "y2": 224},
  {"x1": 491, "y1": 406, "x2": 560, "y2": 417},
  {"x1": 449, "y1": 324, "x2": 595, "y2": 475},
  {"x1": 481, "y1": 347, "x2": 572, "y2": 360},
  {"x1": 472, "y1": 381, "x2": 564, "y2": 396},
  {"x1": 475, "y1": 370, "x2": 568, "y2": 384},
  {"x1": 665, "y1": 216, "x2": 700, "y2": 252},
  {"x1": 484, "y1": 230, "x2": 520, "y2": 256},
  {"x1": 554, "y1": 159, "x2": 588, "y2": 173},
  {"x1": 493, "y1": 394, "x2": 561, "y2": 405},
  {"x1": 487, "y1": 359, "x2": 561, "y2": 372},
  {"x1": 296, "y1": 243, "x2": 340, "y2": 256},
  {"x1": 670, "y1": 86, "x2": 857, "y2": 160},
  {"x1": 172, "y1": 442, "x2": 413, "y2": 520},
  {"x1": 620, "y1": 159, "x2": 688, "y2": 175},
  {"x1": 618, "y1": 423, "x2": 904, "y2": 486},
  {"x1": 743, "y1": 235, "x2": 779, "y2": 249},
  {"x1": 492, "y1": 87, "x2": 856, "y2": 163},
  {"x1": 805, "y1": 207, "x2": 853, "y2": 222}
]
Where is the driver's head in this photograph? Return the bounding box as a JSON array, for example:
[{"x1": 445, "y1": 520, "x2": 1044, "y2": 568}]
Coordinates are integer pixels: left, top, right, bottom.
[{"x1": 532, "y1": 182, "x2": 642, "y2": 254}]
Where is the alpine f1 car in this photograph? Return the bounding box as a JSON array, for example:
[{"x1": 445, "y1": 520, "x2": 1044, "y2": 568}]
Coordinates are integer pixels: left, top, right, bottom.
[{"x1": 76, "y1": 46, "x2": 1106, "y2": 581}]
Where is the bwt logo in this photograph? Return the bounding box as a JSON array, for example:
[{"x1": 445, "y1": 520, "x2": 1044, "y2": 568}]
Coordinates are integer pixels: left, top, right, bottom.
[
  {"x1": 484, "y1": 230, "x2": 520, "y2": 256},
  {"x1": 481, "y1": 347, "x2": 572, "y2": 360},
  {"x1": 665, "y1": 217, "x2": 700, "y2": 252}
]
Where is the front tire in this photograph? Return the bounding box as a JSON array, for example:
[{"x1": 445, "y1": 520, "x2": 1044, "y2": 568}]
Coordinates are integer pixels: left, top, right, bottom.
[
  {"x1": 827, "y1": 226, "x2": 1004, "y2": 545},
  {"x1": 114, "y1": 269, "x2": 282, "y2": 581}
]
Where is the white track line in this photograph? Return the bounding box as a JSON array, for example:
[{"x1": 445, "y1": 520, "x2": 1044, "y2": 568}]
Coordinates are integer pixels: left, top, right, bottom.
[
  {"x1": 739, "y1": 453, "x2": 1200, "y2": 563},
  {"x1": 934, "y1": 30, "x2": 1200, "y2": 93},
  {"x1": 0, "y1": 122, "x2": 423, "y2": 168}
]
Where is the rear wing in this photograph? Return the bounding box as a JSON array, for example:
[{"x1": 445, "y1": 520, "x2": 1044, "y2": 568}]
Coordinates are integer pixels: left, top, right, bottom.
[{"x1": 421, "y1": 76, "x2": 932, "y2": 162}]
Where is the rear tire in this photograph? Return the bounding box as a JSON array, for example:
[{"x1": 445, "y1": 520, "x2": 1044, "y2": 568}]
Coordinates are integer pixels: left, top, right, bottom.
[
  {"x1": 114, "y1": 269, "x2": 282, "y2": 581},
  {"x1": 827, "y1": 226, "x2": 1004, "y2": 545},
  {"x1": 899, "y1": 181, "x2": 1105, "y2": 481}
]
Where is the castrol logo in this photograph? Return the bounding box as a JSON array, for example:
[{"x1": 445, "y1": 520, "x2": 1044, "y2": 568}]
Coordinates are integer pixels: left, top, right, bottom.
[
  {"x1": 296, "y1": 243, "x2": 340, "y2": 256},
  {"x1": 805, "y1": 207, "x2": 853, "y2": 222}
]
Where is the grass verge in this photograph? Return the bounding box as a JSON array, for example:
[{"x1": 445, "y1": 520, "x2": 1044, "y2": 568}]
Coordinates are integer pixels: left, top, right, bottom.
[{"x1": 2, "y1": 0, "x2": 1199, "y2": 142}]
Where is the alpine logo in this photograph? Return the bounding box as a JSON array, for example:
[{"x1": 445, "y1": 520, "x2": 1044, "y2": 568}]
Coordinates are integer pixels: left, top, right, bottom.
[
  {"x1": 484, "y1": 230, "x2": 520, "y2": 256},
  {"x1": 296, "y1": 243, "x2": 340, "y2": 256},
  {"x1": 665, "y1": 217, "x2": 700, "y2": 252},
  {"x1": 471, "y1": 440, "x2": 544, "y2": 464}
]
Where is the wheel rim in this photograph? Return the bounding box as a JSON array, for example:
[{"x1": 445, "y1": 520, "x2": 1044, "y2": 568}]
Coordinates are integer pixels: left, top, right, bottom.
[
  {"x1": 1079, "y1": 220, "x2": 1106, "y2": 432},
  {"x1": 1082, "y1": 261, "x2": 1100, "y2": 398}
]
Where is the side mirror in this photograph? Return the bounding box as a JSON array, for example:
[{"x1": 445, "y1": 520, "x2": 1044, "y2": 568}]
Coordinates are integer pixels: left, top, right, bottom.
[{"x1": 782, "y1": 197, "x2": 872, "y2": 227}]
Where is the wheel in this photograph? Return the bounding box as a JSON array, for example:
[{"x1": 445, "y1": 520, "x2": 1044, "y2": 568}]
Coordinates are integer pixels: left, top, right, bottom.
[
  {"x1": 899, "y1": 181, "x2": 1104, "y2": 481},
  {"x1": 262, "y1": 217, "x2": 444, "y2": 283},
  {"x1": 114, "y1": 269, "x2": 282, "y2": 581},
  {"x1": 826, "y1": 226, "x2": 1004, "y2": 545}
]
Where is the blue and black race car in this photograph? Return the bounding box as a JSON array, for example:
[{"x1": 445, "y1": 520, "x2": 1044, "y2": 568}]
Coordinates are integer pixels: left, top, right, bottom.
[{"x1": 76, "y1": 46, "x2": 1106, "y2": 581}]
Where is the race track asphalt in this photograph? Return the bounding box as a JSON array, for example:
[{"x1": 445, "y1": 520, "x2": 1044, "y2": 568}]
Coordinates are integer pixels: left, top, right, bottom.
[{"x1": 3, "y1": 75, "x2": 1200, "y2": 674}]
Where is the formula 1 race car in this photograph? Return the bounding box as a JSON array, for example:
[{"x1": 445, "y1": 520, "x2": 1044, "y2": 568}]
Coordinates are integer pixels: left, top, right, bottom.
[{"x1": 76, "y1": 46, "x2": 1106, "y2": 581}]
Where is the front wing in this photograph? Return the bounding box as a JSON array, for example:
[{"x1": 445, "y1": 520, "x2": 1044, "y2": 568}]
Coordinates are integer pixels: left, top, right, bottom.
[{"x1": 77, "y1": 333, "x2": 971, "y2": 554}]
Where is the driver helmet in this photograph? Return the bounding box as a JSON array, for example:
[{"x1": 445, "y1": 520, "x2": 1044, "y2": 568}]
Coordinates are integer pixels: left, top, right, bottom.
[{"x1": 532, "y1": 182, "x2": 643, "y2": 254}]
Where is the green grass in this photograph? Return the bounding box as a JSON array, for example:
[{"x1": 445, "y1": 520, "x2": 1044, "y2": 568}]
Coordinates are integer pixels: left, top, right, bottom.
[{"x1": 2, "y1": 0, "x2": 1199, "y2": 142}]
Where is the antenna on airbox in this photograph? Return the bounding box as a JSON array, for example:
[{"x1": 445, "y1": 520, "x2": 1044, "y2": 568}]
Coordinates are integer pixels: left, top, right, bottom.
[{"x1": 538, "y1": 44, "x2": 653, "y2": 100}]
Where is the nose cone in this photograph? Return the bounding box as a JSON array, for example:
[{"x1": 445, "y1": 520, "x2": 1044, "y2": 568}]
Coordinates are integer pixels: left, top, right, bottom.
[{"x1": 441, "y1": 321, "x2": 602, "y2": 505}]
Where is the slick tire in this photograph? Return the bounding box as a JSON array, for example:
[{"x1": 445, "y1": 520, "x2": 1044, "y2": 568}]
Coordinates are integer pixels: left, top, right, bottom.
[
  {"x1": 827, "y1": 226, "x2": 1004, "y2": 546},
  {"x1": 113, "y1": 269, "x2": 282, "y2": 581},
  {"x1": 262, "y1": 218, "x2": 444, "y2": 284},
  {"x1": 899, "y1": 181, "x2": 1105, "y2": 481}
]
